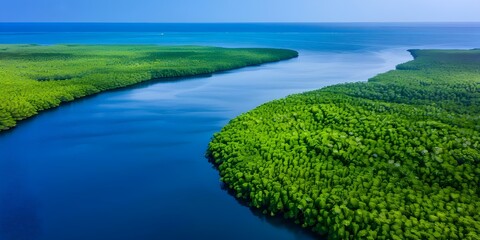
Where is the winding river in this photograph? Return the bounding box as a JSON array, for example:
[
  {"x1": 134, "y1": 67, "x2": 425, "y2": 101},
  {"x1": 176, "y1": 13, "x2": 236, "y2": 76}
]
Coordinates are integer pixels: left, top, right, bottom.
[{"x1": 1, "y1": 23, "x2": 480, "y2": 240}]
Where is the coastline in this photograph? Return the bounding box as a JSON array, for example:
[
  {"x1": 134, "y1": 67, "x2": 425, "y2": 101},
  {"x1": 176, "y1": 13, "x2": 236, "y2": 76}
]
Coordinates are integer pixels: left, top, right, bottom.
[
  {"x1": 0, "y1": 45, "x2": 298, "y2": 132},
  {"x1": 207, "y1": 49, "x2": 480, "y2": 239}
]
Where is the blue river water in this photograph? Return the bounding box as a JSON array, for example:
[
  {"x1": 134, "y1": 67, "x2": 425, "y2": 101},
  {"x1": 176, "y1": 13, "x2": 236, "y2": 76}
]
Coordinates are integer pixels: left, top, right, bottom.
[{"x1": 0, "y1": 23, "x2": 480, "y2": 240}]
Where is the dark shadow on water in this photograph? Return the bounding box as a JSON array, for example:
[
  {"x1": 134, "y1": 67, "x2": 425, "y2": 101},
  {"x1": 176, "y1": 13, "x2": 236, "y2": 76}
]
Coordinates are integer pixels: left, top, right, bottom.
[
  {"x1": 206, "y1": 154, "x2": 324, "y2": 240},
  {"x1": 218, "y1": 182, "x2": 324, "y2": 240}
]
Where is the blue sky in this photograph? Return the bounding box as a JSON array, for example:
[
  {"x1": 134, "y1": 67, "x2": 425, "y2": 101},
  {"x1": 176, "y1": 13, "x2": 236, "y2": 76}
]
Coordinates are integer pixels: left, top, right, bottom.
[{"x1": 1, "y1": 0, "x2": 479, "y2": 22}]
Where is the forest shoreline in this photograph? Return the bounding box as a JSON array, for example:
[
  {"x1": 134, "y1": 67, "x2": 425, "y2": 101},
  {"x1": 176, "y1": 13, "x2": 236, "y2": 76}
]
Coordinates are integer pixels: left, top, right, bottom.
[
  {"x1": 0, "y1": 45, "x2": 298, "y2": 132},
  {"x1": 208, "y1": 49, "x2": 480, "y2": 239}
]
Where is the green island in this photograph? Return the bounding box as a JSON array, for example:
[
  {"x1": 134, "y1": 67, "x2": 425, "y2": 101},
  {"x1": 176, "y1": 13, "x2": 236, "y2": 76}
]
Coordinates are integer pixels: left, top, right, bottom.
[
  {"x1": 207, "y1": 49, "x2": 480, "y2": 239},
  {"x1": 0, "y1": 44, "x2": 298, "y2": 131}
]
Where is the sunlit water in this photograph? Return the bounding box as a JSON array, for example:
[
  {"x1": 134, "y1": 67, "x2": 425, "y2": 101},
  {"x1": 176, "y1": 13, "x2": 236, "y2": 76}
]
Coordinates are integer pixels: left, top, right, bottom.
[{"x1": 1, "y1": 23, "x2": 480, "y2": 240}]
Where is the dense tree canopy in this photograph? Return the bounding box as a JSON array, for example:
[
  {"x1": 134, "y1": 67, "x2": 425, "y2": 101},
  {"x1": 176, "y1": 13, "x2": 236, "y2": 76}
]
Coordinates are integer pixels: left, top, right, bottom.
[
  {"x1": 0, "y1": 44, "x2": 298, "y2": 131},
  {"x1": 208, "y1": 49, "x2": 480, "y2": 239}
]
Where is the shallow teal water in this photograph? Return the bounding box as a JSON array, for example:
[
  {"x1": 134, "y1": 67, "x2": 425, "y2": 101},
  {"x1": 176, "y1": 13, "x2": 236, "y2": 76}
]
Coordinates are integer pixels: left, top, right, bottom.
[{"x1": 0, "y1": 23, "x2": 480, "y2": 240}]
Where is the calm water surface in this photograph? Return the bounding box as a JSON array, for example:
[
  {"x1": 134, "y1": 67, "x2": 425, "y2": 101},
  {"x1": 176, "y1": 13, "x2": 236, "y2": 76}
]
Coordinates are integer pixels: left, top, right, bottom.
[{"x1": 1, "y1": 23, "x2": 480, "y2": 240}]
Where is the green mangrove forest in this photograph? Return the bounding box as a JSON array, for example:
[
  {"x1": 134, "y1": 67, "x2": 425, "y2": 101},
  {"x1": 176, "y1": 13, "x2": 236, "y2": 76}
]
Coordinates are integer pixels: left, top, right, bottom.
[
  {"x1": 208, "y1": 49, "x2": 480, "y2": 239},
  {"x1": 0, "y1": 44, "x2": 298, "y2": 131}
]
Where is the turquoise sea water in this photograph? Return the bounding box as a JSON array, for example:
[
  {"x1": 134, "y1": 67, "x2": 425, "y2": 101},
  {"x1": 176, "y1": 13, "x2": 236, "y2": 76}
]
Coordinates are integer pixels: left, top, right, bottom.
[{"x1": 0, "y1": 23, "x2": 479, "y2": 240}]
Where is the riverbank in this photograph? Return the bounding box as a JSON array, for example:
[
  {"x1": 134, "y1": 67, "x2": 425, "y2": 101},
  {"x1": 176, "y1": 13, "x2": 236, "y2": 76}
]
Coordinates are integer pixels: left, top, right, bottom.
[
  {"x1": 208, "y1": 49, "x2": 480, "y2": 239},
  {"x1": 0, "y1": 44, "x2": 298, "y2": 131}
]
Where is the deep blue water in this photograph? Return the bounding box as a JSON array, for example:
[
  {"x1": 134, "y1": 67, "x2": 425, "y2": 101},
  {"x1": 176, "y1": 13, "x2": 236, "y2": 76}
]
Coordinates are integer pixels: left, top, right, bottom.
[{"x1": 0, "y1": 23, "x2": 479, "y2": 240}]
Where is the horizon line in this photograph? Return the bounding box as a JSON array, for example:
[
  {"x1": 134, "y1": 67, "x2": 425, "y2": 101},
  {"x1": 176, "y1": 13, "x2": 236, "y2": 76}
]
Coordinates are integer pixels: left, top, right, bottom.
[{"x1": 1, "y1": 21, "x2": 480, "y2": 24}]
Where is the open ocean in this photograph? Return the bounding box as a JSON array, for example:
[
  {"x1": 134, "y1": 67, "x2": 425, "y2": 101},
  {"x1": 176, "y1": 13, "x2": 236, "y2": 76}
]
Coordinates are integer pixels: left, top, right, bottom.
[{"x1": 0, "y1": 23, "x2": 479, "y2": 240}]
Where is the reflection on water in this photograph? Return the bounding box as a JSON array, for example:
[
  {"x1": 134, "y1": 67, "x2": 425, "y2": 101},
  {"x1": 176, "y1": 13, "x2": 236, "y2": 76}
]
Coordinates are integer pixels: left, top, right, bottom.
[
  {"x1": 1, "y1": 24, "x2": 480, "y2": 240},
  {"x1": 219, "y1": 182, "x2": 323, "y2": 240}
]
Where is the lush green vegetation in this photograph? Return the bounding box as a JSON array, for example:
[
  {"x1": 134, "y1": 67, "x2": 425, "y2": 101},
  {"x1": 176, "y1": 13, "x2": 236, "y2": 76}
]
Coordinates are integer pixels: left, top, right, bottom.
[
  {"x1": 208, "y1": 49, "x2": 480, "y2": 239},
  {"x1": 0, "y1": 44, "x2": 298, "y2": 131}
]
